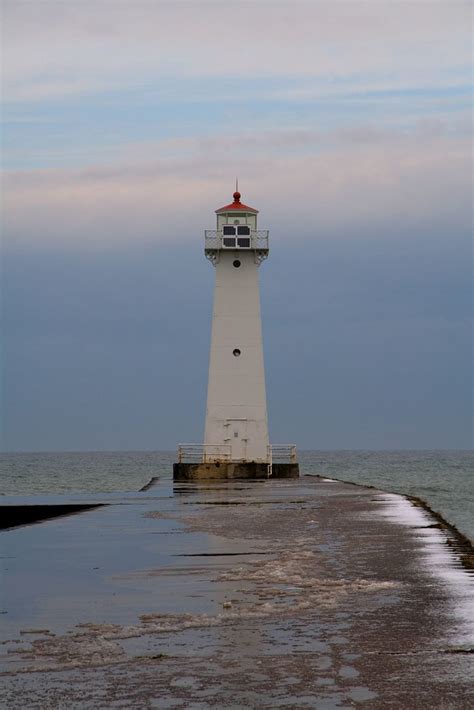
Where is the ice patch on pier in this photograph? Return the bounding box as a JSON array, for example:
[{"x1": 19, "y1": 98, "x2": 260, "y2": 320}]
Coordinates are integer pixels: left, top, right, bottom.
[{"x1": 372, "y1": 492, "x2": 474, "y2": 646}]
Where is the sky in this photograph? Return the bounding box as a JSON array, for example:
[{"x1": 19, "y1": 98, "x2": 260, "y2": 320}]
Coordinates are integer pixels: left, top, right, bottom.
[{"x1": 1, "y1": 0, "x2": 472, "y2": 452}]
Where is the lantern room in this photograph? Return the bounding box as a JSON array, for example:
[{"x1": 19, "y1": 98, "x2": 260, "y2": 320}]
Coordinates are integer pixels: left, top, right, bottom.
[{"x1": 204, "y1": 190, "x2": 269, "y2": 264}]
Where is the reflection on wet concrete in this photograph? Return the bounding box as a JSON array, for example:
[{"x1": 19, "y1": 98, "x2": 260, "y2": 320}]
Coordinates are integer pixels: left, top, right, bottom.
[{"x1": 1, "y1": 477, "x2": 473, "y2": 708}]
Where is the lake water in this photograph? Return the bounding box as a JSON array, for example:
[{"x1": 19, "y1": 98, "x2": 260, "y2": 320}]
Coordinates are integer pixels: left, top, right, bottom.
[{"x1": 1, "y1": 450, "x2": 472, "y2": 543}]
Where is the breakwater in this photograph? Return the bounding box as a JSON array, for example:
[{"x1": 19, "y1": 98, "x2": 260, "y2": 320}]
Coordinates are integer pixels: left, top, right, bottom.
[
  {"x1": 1, "y1": 476, "x2": 473, "y2": 708},
  {"x1": 2, "y1": 449, "x2": 472, "y2": 543}
]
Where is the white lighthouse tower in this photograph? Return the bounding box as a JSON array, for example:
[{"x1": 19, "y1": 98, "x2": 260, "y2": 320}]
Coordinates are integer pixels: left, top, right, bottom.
[{"x1": 174, "y1": 189, "x2": 298, "y2": 480}]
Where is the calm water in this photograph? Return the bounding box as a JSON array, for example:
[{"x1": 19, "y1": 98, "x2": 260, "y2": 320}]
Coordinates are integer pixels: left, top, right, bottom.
[{"x1": 1, "y1": 450, "x2": 473, "y2": 542}]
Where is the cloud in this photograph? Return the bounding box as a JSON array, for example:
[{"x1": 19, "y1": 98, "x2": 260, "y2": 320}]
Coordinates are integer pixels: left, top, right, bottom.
[
  {"x1": 2, "y1": 3, "x2": 471, "y2": 250},
  {"x1": 3, "y1": 123, "x2": 470, "y2": 250},
  {"x1": 2, "y1": 1, "x2": 471, "y2": 102}
]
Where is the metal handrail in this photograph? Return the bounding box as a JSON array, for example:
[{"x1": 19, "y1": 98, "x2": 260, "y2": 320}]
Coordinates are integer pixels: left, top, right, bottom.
[
  {"x1": 177, "y1": 443, "x2": 297, "y2": 464},
  {"x1": 270, "y1": 445, "x2": 298, "y2": 463},
  {"x1": 177, "y1": 444, "x2": 232, "y2": 463}
]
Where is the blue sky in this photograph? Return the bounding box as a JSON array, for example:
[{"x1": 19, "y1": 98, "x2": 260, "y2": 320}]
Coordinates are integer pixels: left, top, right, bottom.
[{"x1": 2, "y1": 0, "x2": 472, "y2": 451}]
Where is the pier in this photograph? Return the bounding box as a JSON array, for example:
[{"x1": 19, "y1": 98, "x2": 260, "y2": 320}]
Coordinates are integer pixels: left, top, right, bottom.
[{"x1": 1, "y1": 477, "x2": 473, "y2": 708}]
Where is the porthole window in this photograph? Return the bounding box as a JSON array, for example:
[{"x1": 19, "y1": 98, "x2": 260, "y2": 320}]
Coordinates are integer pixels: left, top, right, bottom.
[
  {"x1": 233, "y1": 348, "x2": 241, "y2": 357},
  {"x1": 233, "y1": 260, "x2": 241, "y2": 268}
]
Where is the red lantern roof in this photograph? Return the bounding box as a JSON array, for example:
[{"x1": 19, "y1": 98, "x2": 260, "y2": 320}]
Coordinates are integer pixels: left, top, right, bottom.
[{"x1": 215, "y1": 191, "x2": 258, "y2": 214}]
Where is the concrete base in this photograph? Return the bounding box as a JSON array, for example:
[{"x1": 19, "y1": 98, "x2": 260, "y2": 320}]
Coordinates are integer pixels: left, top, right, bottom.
[{"x1": 173, "y1": 461, "x2": 299, "y2": 481}]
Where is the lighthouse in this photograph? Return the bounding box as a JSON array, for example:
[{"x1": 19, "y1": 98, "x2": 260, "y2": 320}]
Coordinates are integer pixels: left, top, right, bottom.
[{"x1": 174, "y1": 189, "x2": 298, "y2": 480}]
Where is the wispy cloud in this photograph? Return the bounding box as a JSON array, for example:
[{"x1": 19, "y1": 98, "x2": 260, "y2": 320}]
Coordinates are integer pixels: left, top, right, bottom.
[
  {"x1": 3, "y1": 1, "x2": 471, "y2": 102},
  {"x1": 2, "y1": 2, "x2": 471, "y2": 249},
  {"x1": 4, "y1": 125, "x2": 470, "y2": 250}
]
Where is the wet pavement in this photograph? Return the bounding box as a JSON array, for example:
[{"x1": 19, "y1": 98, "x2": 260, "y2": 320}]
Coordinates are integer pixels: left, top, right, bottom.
[{"x1": 1, "y1": 476, "x2": 473, "y2": 708}]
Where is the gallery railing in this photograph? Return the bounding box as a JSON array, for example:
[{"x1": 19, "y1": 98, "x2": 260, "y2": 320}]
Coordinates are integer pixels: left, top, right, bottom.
[{"x1": 204, "y1": 230, "x2": 269, "y2": 251}]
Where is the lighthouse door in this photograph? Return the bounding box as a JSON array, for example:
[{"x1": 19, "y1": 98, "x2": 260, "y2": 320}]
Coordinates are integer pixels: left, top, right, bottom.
[{"x1": 226, "y1": 419, "x2": 248, "y2": 461}]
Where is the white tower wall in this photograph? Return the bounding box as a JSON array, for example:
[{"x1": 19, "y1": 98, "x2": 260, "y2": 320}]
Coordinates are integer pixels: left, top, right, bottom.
[
  {"x1": 204, "y1": 249, "x2": 269, "y2": 462},
  {"x1": 174, "y1": 189, "x2": 298, "y2": 480}
]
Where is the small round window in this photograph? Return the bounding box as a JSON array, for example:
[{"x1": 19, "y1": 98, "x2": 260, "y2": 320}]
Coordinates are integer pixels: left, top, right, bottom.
[
  {"x1": 233, "y1": 260, "x2": 241, "y2": 268},
  {"x1": 233, "y1": 348, "x2": 241, "y2": 357}
]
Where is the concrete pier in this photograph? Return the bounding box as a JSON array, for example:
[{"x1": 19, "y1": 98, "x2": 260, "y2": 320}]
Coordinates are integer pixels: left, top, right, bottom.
[{"x1": 1, "y1": 477, "x2": 473, "y2": 708}]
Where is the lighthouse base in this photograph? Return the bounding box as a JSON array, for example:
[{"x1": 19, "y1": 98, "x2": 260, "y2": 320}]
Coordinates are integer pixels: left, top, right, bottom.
[{"x1": 173, "y1": 462, "x2": 299, "y2": 481}]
